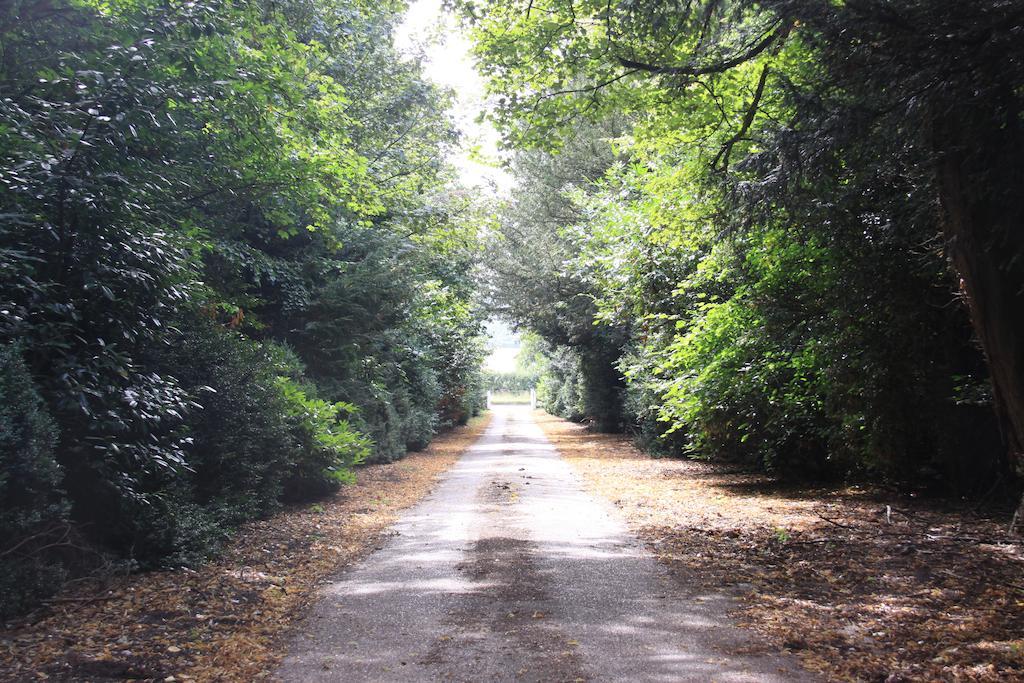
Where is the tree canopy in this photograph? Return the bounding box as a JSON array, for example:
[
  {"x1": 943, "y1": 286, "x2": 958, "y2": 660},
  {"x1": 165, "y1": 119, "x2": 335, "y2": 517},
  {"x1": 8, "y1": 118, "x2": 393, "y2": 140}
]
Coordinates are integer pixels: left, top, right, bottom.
[
  {"x1": 0, "y1": 0, "x2": 486, "y2": 616},
  {"x1": 463, "y1": 0, "x2": 1022, "y2": 499},
  {"x1": 4, "y1": 0, "x2": 1024, "y2": 620}
]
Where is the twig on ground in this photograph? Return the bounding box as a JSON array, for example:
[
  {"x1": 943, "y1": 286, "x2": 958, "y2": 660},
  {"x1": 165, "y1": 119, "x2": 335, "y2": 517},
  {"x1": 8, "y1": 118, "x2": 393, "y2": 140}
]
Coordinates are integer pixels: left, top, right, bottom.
[{"x1": 816, "y1": 513, "x2": 858, "y2": 530}]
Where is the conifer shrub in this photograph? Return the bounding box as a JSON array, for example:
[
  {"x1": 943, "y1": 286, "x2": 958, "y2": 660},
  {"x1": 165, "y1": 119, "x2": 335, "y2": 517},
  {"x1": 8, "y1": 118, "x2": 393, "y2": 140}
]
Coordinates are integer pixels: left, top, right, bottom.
[{"x1": 0, "y1": 345, "x2": 70, "y2": 617}]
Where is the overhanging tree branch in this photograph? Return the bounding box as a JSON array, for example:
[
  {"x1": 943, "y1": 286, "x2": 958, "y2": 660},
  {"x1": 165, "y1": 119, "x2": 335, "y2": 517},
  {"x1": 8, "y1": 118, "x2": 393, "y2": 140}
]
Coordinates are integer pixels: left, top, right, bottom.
[
  {"x1": 712, "y1": 62, "x2": 770, "y2": 172},
  {"x1": 615, "y1": 21, "x2": 786, "y2": 77}
]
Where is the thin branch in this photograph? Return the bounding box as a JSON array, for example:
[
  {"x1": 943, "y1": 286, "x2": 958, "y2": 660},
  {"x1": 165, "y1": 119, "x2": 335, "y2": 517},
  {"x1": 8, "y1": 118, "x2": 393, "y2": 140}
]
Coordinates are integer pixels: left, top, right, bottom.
[
  {"x1": 615, "y1": 21, "x2": 785, "y2": 78},
  {"x1": 531, "y1": 69, "x2": 640, "y2": 111},
  {"x1": 0, "y1": 524, "x2": 71, "y2": 559},
  {"x1": 712, "y1": 62, "x2": 770, "y2": 172}
]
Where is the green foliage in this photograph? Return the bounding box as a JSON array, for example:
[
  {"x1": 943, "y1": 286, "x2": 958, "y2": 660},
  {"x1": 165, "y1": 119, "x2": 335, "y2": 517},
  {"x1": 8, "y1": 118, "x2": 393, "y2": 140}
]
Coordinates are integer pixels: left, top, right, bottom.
[
  {"x1": 467, "y1": 0, "x2": 1008, "y2": 490},
  {"x1": 538, "y1": 346, "x2": 586, "y2": 422},
  {"x1": 284, "y1": 224, "x2": 486, "y2": 461},
  {"x1": 147, "y1": 320, "x2": 296, "y2": 525},
  {"x1": 0, "y1": 0, "x2": 486, "y2": 614},
  {"x1": 481, "y1": 120, "x2": 626, "y2": 431},
  {"x1": 276, "y1": 376, "x2": 371, "y2": 497},
  {"x1": 96, "y1": 319, "x2": 362, "y2": 566},
  {"x1": 0, "y1": 345, "x2": 69, "y2": 617},
  {"x1": 483, "y1": 370, "x2": 537, "y2": 393}
]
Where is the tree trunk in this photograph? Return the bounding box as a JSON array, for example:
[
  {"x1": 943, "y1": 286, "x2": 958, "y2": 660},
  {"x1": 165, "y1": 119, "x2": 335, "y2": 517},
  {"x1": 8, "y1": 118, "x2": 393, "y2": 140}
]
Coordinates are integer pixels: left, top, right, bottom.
[{"x1": 935, "y1": 108, "x2": 1024, "y2": 527}]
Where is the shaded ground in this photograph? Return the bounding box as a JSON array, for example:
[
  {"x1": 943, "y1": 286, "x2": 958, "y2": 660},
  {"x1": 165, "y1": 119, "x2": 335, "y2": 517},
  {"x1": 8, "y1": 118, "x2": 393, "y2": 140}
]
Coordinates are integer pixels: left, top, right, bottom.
[
  {"x1": 277, "y1": 405, "x2": 811, "y2": 682},
  {"x1": 0, "y1": 414, "x2": 491, "y2": 682},
  {"x1": 535, "y1": 411, "x2": 1024, "y2": 682}
]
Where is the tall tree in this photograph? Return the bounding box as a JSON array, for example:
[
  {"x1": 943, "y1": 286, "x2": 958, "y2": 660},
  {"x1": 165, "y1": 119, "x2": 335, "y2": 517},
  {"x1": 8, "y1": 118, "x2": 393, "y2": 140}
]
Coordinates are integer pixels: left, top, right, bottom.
[{"x1": 461, "y1": 0, "x2": 1024, "y2": 509}]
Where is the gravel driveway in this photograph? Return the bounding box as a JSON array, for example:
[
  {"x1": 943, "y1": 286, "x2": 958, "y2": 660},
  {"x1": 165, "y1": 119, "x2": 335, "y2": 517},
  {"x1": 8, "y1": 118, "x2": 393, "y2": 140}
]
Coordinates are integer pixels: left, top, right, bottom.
[{"x1": 276, "y1": 405, "x2": 814, "y2": 682}]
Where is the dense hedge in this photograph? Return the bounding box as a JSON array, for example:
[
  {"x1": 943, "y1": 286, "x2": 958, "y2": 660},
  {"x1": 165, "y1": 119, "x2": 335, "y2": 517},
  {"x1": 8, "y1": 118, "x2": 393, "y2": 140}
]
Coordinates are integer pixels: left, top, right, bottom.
[
  {"x1": 0, "y1": 0, "x2": 484, "y2": 617},
  {"x1": 0, "y1": 345, "x2": 69, "y2": 617},
  {"x1": 482, "y1": 370, "x2": 537, "y2": 393},
  {"x1": 471, "y1": 2, "x2": 1013, "y2": 496}
]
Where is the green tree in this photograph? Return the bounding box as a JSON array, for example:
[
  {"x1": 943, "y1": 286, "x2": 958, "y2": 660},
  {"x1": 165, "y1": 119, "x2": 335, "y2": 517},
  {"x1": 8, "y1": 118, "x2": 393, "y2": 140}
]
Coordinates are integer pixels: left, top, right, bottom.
[
  {"x1": 483, "y1": 118, "x2": 628, "y2": 430},
  {"x1": 462, "y1": 0, "x2": 1011, "y2": 493},
  {"x1": 0, "y1": 0, "x2": 486, "y2": 613}
]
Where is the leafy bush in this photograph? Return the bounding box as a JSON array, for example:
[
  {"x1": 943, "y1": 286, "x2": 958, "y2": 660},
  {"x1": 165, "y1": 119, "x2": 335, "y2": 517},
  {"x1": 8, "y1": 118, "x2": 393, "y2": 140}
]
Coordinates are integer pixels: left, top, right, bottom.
[
  {"x1": 531, "y1": 343, "x2": 624, "y2": 431},
  {"x1": 122, "y1": 320, "x2": 372, "y2": 564},
  {"x1": 538, "y1": 346, "x2": 587, "y2": 422},
  {"x1": 0, "y1": 345, "x2": 69, "y2": 617},
  {"x1": 276, "y1": 377, "x2": 372, "y2": 500},
  {"x1": 0, "y1": 0, "x2": 485, "y2": 617},
  {"x1": 282, "y1": 228, "x2": 486, "y2": 462},
  {"x1": 89, "y1": 319, "x2": 296, "y2": 565},
  {"x1": 465, "y1": 0, "x2": 1009, "y2": 495},
  {"x1": 483, "y1": 370, "x2": 538, "y2": 393}
]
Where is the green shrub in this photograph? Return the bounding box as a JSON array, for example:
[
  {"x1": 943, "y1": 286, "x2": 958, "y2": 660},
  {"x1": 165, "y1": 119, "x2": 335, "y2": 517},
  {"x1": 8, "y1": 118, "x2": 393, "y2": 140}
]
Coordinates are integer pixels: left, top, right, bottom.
[
  {"x1": 0, "y1": 345, "x2": 70, "y2": 617},
  {"x1": 540, "y1": 346, "x2": 587, "y2": 422},
  {"x1": 403, "y1": 406, "x2": 439, "y2": 452},
  {"x1": 276, "y1": 377, "x2": 371, "y2": 501},
  {"x1": 534, "y1": 344, "x2": 623, "y2": 431},
  {"x1": 483, "y1": 370, "x2": 538, "y2": 392},
  {"x1": 163, "y1": 323, "x2": 297, "y2": 507},
  {"x1": 88, "y1": 319, "x2": 297, "y2": 565},
  {"x1": 116, "y1": 321, "x2": 374, "y2": 565},
  {"x1": 400, "y1": 354, "x2": 442, "y2": 451},
  {"x1": 0, "y1": 0, "x2": 484, "y2": 616}
]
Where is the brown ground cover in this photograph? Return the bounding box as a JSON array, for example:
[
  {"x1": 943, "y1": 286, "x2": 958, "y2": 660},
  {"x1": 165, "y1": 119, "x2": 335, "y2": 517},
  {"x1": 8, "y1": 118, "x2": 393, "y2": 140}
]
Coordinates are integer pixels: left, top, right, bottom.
[
  {"x1": 0, "y1": 413, "x2": 491, "y2": 682},
  {"x1": 535, "y1": 410, "x2": 1024, "y2": 682}
]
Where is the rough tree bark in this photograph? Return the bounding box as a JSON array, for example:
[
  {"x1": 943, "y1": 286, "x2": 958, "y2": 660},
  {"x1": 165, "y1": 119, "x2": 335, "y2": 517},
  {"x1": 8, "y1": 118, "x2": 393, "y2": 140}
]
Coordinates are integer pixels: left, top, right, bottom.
[{"x1": 934, "y1": 98, "x2": 1024, "y2": 527}]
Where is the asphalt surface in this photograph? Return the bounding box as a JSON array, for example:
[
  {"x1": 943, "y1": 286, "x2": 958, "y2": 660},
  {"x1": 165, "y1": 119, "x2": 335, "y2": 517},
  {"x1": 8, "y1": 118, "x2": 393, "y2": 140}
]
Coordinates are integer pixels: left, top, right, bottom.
[{"x1": 277, "y1": 405, "x2": 815, "y2": 682}]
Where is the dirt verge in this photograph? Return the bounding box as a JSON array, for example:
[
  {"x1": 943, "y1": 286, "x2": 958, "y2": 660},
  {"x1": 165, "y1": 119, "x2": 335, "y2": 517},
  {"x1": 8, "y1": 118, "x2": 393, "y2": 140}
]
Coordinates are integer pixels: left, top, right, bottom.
[
  {"x1": 0, "y1": 413, "x2": 491, "y2": 682},
  {"x1": 535, "y1": 410, "x2": 1024, "y2": 682}
]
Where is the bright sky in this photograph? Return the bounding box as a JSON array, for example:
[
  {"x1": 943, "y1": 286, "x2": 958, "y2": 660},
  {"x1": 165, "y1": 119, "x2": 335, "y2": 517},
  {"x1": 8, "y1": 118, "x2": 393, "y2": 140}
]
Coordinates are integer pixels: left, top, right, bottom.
[
  {"x1": 483, "y1": 346, "x2": 520, "y2": 373},
  {"x1": 394, "y1": 0, "x2": 512, "y2": 194},
  {"x1": 482, "y1": 319, "x2": 521, "y2": 372},
  {"x1": 397, "y1": 2, "x2": 518, "y2": 373}
]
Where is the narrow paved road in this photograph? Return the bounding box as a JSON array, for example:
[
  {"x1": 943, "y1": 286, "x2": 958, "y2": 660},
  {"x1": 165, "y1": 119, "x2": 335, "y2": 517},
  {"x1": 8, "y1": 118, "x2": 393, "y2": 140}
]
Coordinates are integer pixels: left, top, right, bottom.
[{"x1": 277, "y1": 406, "x2": 813, "y2": 682}]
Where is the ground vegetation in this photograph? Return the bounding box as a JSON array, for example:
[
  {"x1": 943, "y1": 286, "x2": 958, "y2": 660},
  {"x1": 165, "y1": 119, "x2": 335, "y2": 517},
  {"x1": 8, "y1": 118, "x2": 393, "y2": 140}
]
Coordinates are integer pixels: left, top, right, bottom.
[{"x1": 0, "y1": 0, "x2": 485, "y2": 616}]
